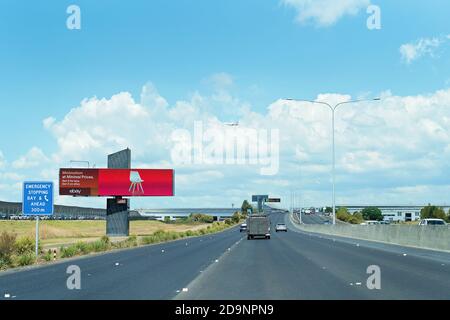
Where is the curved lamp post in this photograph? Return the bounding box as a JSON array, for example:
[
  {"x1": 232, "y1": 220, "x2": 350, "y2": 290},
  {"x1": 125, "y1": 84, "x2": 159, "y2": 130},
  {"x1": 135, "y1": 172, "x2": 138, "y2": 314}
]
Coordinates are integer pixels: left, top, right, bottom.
[{"x1": 283, "y1": 98, "x2": 380, "y2": 225}]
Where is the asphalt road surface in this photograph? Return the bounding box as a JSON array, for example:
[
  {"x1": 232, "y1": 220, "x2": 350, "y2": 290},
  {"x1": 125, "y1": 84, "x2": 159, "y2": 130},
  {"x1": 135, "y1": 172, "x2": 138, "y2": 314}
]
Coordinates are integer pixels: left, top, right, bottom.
[
  {"x1": 1, "y1": 211, "x2": 450, "y2": 300},
  {"x1": 299, "y1": 212, "x2": 333, "y2": 225},
  {"x1": 0, "y1": 227, "x2": 242, "y2": 300},
  {"x1": 177, "y1": 210, "x2": 450, "y2": 300}
]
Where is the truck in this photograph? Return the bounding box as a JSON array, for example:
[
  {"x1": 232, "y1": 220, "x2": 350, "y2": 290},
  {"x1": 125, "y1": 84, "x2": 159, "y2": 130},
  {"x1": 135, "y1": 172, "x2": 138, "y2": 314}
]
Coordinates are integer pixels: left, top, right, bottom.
[{"x1": 247, "y1": 214, "x2": 271, "y2": 240}]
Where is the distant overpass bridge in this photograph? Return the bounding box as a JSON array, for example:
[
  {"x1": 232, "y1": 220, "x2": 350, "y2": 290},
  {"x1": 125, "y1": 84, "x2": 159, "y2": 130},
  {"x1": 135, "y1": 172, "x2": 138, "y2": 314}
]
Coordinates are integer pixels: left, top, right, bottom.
[
  {"x1": 136, "y1": 208, "x2": 238, "y2": 221},
  {"x1": 0, "y1": 201, "x2": 239, "y2": 221}
]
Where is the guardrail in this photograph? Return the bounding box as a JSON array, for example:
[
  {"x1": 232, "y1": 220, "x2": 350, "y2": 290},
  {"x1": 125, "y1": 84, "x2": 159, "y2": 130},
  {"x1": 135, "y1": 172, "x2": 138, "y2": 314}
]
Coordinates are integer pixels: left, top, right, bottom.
[{"x1": 290, "y1": 214, "x2": 450, "y2": 252}]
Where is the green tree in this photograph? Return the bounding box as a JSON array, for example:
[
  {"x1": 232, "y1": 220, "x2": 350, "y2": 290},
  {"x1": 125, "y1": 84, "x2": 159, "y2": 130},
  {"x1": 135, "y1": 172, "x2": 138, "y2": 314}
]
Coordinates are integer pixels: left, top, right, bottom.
[
  {"x1": 361, "y1": 207, "x2": 383, "y2": 221},
  {"x1": 232, "y1": 212, "x2": 241, "y2": 223},
  {"x1": 164, "y1": 216, "x2": 171, "y2": 224},
  {"x1": 336, "y1": 207, "x2": 350, "y2": 221},
  {"x1": 353, "y1": 212, "x2": 364, "y2": 223},
  {"x1": 325, "y1": 207, "x2": 333, "y2": 214},
  {"x1": 241, "y1": 200, "x2": 252, "y2": 215},
  {"x1": 420, "y1": 204, "x2": 446, "y2": 220}
]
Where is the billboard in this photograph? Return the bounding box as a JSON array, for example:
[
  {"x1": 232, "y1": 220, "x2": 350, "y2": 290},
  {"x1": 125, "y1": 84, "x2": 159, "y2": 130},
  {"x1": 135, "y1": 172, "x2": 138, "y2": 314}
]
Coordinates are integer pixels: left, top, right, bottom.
[{"x1": 59, "y1": 169, "x2": 174, "y2": 197}]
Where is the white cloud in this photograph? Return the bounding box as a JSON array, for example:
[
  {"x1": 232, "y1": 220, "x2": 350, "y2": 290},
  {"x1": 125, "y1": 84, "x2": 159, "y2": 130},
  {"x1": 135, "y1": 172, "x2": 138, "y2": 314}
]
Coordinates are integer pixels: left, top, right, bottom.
[
  {"x1": 400, "y1": 36, "x2": 447, "y2": 64},
  {"x1": 0, "y1": 151, "x2": 6, "y2": 169},
  {"x1": 282, "y1": 0, "x2": 370, "y2": 26},
  {"x1": 177, "y1": 170, "x2": 224, "y2": 186},
  {"x1": 0, "y1": 172, "x2": 25, "y2": 181},
  {"x1": 12, "y1": 147, "x2": 49, "y2": 169},
  {"x1": 206, "y1": 72, "x2": 234, "y2": 90},
  {"x1": 4, "y1": 75, "x2": 450, "y2": 207}
]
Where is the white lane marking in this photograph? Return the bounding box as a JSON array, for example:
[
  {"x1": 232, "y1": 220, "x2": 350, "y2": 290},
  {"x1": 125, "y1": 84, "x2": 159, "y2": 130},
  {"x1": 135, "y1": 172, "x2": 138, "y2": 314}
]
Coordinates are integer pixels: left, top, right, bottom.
[
  {"x1": 4, "y1": 294, "x2": 11, "y2": 299},
  {"x1": 182, "y1": 288, "x2": 189, "y2": 292},
  {"x1": 176, "y1": 290, "x2": 180, "y2": 293},
  {"x1": 115, "y1": 262, "x2": 120, "y2": 266},
  {"x1": 350, "y1": 283, "x2": 354, "y2": 286},
  {"x1": 403, "y1": 254, "x2": 407, "y2": 257},
  {"x1": 356, "y1": 244, "x2": 360, "y2": 247},
  {"x1": 215, "y1": 259, "x2": 219, "y2": 263},
  {"x1": 356, "y1": 282, "x2": 362, "y2": 286},
  {"x1": 161, "y1": 250, "x2": 165, "y2": 253},
  {"x1": 228, "y1": 248, "x2": 231, "y2": 251}
]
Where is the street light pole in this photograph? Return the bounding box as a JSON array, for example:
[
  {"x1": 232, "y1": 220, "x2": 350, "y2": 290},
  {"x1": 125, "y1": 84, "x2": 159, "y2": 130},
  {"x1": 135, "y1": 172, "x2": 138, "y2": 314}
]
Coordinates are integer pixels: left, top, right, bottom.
[
  {"x1": 284, "y1": 98, "x2": 380, "y2": 225},
  {"x1": 331, "y1": 109, "x2": 336, "y2": 225}
]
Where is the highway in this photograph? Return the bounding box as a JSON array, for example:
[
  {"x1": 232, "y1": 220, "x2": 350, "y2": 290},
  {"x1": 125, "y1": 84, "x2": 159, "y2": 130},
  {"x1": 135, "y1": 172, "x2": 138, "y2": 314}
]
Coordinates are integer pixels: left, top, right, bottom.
[
  {"x1": 1, "y1": 210, "x2": 450, "y2": 300},
  {"x1": 298, "y1": 212, "x2": 333, "y2": 225}
]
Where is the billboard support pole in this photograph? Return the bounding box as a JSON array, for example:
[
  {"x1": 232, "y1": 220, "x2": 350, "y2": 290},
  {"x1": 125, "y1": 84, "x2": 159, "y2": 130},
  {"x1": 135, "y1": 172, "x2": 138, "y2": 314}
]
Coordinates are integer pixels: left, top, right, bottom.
[
  {"x1": 35, "y1": 216, "x2": 39, "y2": 257},
  {"x1": 106, "y1": 149, "x2": 131, "y2": 237}
]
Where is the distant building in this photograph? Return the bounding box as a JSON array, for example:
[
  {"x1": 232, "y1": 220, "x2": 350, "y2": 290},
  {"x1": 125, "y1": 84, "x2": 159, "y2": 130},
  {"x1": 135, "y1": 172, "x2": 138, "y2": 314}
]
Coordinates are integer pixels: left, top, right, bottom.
[{"x1": 344, "y1": 205, "x2": 450, "y2": 222}]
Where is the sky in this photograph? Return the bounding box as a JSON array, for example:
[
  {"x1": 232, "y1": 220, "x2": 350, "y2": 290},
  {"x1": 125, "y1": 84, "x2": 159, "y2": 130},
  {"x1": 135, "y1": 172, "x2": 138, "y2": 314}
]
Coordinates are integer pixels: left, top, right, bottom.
[{"x1": 1, "y1": 0, "x2": 450, "y2": 209}]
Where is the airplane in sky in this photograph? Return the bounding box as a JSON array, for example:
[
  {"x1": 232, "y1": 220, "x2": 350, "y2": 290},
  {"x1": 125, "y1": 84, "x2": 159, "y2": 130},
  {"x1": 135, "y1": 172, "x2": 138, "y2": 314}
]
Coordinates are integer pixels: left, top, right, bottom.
[{"x1": 224, "y1": 121, "x2": 239, "y2": 127}]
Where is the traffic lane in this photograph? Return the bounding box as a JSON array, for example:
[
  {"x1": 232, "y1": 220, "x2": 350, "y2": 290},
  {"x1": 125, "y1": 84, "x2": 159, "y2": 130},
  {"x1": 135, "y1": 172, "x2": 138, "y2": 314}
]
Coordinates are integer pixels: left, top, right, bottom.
[
  {"x1": 178, "y1": 213, "x2": 450, "y2": 300},
  {"x1": 0, "y1": 226, "x2": 242, "y2": 300},
  {"x1": 285, "y1": 215, "x2": 450, "y2": 299},
  {"x1": 301, "y1": 213, "x2": 331, "y2": 225},
  {"x1": 287, "y1": 213, "x2": 450, "y2": 264},
  {"x1": 177, "y1": 214, "x2": 369, "y2": 300},
  {"x1": 282, "y1": 227, "x2": 450, "y2": 299},
  {"x1": 288, "y1": 216, "x2": 450, "y2": 264}
]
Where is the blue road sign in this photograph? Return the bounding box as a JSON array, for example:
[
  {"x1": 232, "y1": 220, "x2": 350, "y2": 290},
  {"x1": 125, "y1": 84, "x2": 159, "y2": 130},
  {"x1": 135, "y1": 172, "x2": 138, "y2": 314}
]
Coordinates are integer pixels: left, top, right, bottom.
[{"x1": 23, "y1": 182, "x2": 54, "y2": 216}]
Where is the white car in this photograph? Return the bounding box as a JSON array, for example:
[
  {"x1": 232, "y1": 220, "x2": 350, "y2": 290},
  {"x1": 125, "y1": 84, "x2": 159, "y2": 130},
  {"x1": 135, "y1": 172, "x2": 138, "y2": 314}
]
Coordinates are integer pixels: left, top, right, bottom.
[
  {"x1": 418, "y1": 219, "x2": 447, "y2": 226},
  {"x1": 275, "y1": 223, "x2": 288, "y2": 232}
]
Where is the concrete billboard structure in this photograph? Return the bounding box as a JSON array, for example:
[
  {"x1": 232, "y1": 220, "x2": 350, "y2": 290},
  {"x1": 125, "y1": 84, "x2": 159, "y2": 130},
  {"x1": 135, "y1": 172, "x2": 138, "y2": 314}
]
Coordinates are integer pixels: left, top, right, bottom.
[{"x1": 106, "y1": 149, "x2": 132, "y2": 237}]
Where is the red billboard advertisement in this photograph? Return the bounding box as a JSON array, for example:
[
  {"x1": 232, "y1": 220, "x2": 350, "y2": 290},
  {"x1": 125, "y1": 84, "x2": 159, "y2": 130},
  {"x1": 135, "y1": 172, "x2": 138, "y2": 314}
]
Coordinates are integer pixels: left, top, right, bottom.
[{"x1": 59, "y1": 169, "x2": 174, "y2": 197}]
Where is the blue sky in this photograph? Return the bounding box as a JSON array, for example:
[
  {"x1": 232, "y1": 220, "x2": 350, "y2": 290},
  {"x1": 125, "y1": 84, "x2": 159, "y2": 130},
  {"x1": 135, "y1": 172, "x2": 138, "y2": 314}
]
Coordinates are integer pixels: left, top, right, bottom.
[{"x1": 1, "y1": 1, "x2": 450, "y2": 208}]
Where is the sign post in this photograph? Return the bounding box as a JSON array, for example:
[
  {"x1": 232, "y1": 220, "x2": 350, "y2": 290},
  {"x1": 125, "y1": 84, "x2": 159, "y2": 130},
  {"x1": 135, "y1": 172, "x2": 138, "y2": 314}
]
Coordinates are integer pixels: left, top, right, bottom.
[
  {"x1": 23, "y1": 182, "x2": 54, "y2": 257},
  {"x1": 35, "y1": 216, "x2": 39, "y2": 257},
  {"x1": 252, "y1": 195, "x2": 269, "y2": 212}
]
